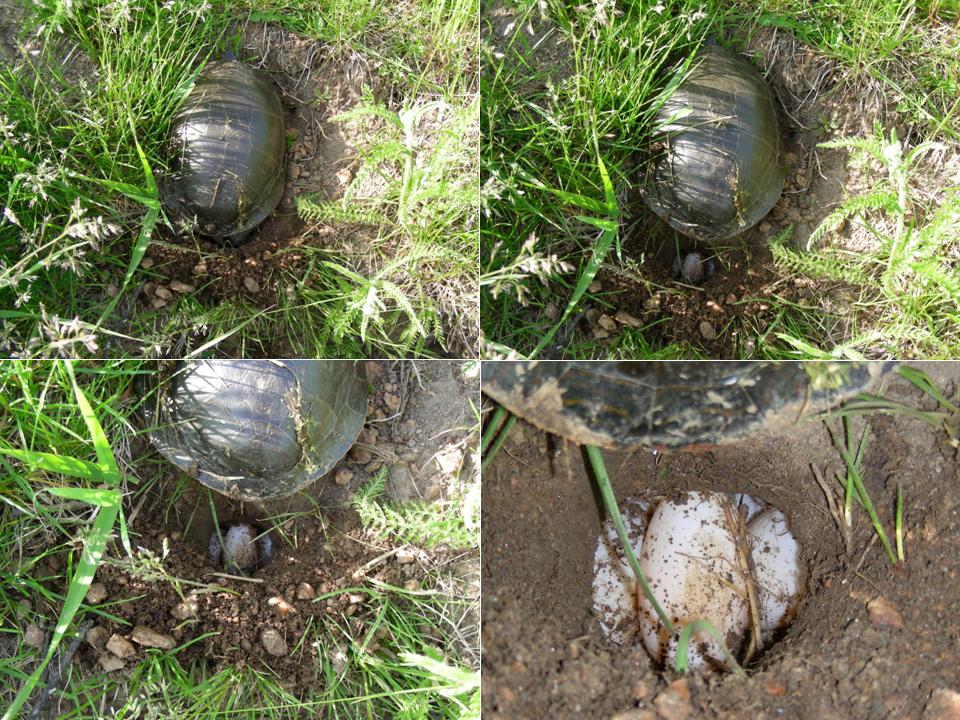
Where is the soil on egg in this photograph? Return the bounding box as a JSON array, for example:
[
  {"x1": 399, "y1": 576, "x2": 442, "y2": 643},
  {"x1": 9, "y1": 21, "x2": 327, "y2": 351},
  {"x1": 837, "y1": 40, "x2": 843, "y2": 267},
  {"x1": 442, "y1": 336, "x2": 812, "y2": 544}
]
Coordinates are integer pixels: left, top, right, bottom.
[
  {"x1": 72, "y1": 360, "x2": 479, "y2": 695},
  {"x1": 481, "y1": 363, "x2": 960, "y2": 719}
]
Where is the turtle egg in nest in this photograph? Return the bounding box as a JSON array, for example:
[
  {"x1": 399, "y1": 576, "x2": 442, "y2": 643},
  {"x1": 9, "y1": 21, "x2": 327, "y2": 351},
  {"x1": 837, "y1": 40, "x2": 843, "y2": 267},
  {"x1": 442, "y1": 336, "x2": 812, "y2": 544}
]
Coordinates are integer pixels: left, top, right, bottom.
[
  {"x1": 592, "y1": 491, "x2": 803, "y2": 672},
  {"x1": 209, "y1": 523, "x2": 272, "y2": 573}
]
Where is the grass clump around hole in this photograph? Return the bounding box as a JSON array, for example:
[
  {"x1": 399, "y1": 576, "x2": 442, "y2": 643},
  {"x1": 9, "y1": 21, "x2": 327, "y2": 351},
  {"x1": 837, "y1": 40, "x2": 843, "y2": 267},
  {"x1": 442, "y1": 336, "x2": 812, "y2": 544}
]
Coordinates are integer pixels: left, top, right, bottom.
[
  {"x1": 0, "y1": 0, "x2": 478, "y2": 358},
  {"x1": 0, "y1": 360, "x2": 480, "y2": 719}
]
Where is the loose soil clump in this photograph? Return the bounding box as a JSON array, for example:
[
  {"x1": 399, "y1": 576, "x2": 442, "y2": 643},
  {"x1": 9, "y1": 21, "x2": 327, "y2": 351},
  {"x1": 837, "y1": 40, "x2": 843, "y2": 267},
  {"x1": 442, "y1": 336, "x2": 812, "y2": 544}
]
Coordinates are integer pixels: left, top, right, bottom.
[{"x1": 482, "y1": 363, "x2": 960, "y2": 719}]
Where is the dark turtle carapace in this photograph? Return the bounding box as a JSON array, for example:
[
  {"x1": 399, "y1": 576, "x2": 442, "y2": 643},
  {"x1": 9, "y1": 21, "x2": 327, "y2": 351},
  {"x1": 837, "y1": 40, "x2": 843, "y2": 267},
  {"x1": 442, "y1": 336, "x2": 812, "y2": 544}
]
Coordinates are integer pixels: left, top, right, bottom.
[
  {"x1": 483, "y1": 362, "x2": 892, "y2": 450},
  {"x1": 163, "y1": 58, "x2": 286, "y2": 244},
  {"x1": 643, "y1": 44, "x2": 786, "y2": 243},
  {"x1": 144, "y1": 360, "x2": 368, "y2": 501}
]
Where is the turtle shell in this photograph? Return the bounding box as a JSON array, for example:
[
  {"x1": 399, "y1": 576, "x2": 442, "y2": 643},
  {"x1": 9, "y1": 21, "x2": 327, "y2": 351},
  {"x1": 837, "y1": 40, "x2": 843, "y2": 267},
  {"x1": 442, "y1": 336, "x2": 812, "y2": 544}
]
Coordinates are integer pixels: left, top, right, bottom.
[
  {"x1": 144, "y1": 360, "x2": 367, "y2": 500},
  {"x1": 163, "y1": 59, "x2": 286, "y2": 243},
  {"x1": 483, "y1": 362, "x2": 893, "y2": 449},
  {"x1": 643, "y1": 44, "x2": 786, "y2": 242}
]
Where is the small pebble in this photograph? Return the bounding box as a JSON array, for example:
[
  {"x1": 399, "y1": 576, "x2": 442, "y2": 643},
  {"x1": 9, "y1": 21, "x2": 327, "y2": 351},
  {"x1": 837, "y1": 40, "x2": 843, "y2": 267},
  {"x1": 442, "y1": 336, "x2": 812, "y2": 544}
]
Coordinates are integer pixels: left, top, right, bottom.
[
  {"x1": 154, "y1": 286, "x2": 173, "y2": 300},
  {"x1": 588, "y1": 280, "x2": 603, "y2": 293},
  {"x1": 923, "y1": 688, "x2": 960, "y2": 720},
  {"x1": 764, "y1": 679, "x2": 788, "y2": 697},
  {"x1": 99, "y1": 654, "x2": 126, "y2": 672},
  {"x1": 107, "y1": 634, "x2": 136, "y2": 658},
  {"x1": 699, "y1": 320, "x2": 717, "y2": 341},
  {"x1": 243, "y1": 276, "x2": 260, "y2": 293},
  {"x1": 867, "y1": 596, "x2": 904, "y2": 630},
  {"x1": 85, "y1": 625, "x2": 110, "y2": 651},
  {"x1": 591, "y1": 326, "x2": 610, "y2": 340},
  {"x1": 349, "y1": 446, "x2": 372, "y2": 463},
  {"x1": 383, "y1": 392, "x2": 401, "y2": 412},
  {"x1": 168, "y1": 280, "x2": 196, "y2": 294},
  {"x1": 397, "y1": 550, "x2": 416, "y2": 565},
  {"x1": 86, "y1": 582, "x2": 107, "y2": 604},
  {"x1": 240, "y1": 638, "x2": 253, "y2": 652},
  {"x1": 151, "y1": 297, "x2": 168, "y2": 310},
  {"x1": 653, "y1": 678, "x2": 691, "y2": 720},
  {"x1": 140, "y1": 257, "x2": 155, "y2": 269},
  {"x1": 334, "y1": 469, "x2": 353, "y2": 486},
  {"x1": 131, "y1": 626, "x2": 176, "y2": 650},
  {"x1": 297, "y1": 583, "x2": 316, "y2": 600},
  {"x1": 267, "y1": 596, "x2": 297, "y2": 616},
  {"x1": 597, "y1": 314, "x2": 618, "y2": 332},
  {"x1": 725, "y1": 293, "x2": 738, "y2": 305},
  {"x1": 544, "y1": 303, "x2": 559, "y2": 320},
  {"x1": 23, "y1": 624, "x2": 44, "y2": 649},
  {"x1": 613, "y1": 310, "x2": 642, "y2": 328},
  {"x1": 261, "y1": 629, "x2": 287, "y2": 657},
  {"x1": 171, "y1": 597, "x2": 199, "y2": 620},
  {"x1": 758, "y1": 221, "x2": 772, "y2": 234}
]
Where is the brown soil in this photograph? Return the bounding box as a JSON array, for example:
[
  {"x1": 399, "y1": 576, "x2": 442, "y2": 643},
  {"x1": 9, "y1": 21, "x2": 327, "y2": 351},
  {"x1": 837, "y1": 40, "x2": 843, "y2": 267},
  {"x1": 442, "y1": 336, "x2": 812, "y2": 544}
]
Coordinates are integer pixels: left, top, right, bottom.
[
  {"x1": 63, "y1": 360, "x2": 478, "y2": 698},
  {"x1": 481, "y1": 362, "x2": 960, "y2": 719}
]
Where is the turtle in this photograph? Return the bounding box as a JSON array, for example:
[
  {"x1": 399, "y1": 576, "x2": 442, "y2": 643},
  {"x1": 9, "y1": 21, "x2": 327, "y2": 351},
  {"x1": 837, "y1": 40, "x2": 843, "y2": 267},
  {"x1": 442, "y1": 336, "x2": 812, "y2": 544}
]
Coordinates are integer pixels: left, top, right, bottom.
[
  {"x1": 482, "y1": 362, "x2": 894, "y2": 450},
  {"x1": 162, "y1": 56, "x2": 286, "y2": 244},
  {"x1": 143, "y1": 360, "x2": 368, "y2": 501},
  {"x1": 642, "y1": 44, "x2": 786, "y2": 242}
]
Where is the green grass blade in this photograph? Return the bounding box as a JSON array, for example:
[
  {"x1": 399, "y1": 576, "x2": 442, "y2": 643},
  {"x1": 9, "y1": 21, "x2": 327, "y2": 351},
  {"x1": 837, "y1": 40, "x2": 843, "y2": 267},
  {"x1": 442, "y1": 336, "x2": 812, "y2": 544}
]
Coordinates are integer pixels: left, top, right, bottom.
[
  {"x1": 95, "y1": 120, "x2": 159, "y2": 330},
  {"x1": 64, "y1": 361, "x2": 119, "y2": 479},
  {"x1": 0, "y1": 448, "x2": 106, "y2": 481},
  {"x1": 530, "y1": 138, "x2": 619, "y2": 359},
  {"x1": 585, "y1": 445, "x2": 675, "y2": 635},
  {"x1": 3, "y1": 368, "x2": 122, "y2": 720},
  {"x1": 675, "y1": 619, "x2": 747, "y2": 679}
]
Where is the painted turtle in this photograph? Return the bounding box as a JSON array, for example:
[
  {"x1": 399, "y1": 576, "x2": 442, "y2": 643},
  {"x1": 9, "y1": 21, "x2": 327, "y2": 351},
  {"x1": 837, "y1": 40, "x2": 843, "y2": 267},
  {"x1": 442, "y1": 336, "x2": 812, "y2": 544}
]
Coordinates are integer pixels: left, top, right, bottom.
[
  {"x1": 643, "y1": 44, "x2": 786, "y2": 242},
  {"x1": 144, "y1": 360, "x2": 367, "y2": 501},
  {"x1": 163, "y1": 57, "x2": 286, "y2": 244},
  {"x1": 483, "y1": 362, "x2": 892, "y2": 449}
]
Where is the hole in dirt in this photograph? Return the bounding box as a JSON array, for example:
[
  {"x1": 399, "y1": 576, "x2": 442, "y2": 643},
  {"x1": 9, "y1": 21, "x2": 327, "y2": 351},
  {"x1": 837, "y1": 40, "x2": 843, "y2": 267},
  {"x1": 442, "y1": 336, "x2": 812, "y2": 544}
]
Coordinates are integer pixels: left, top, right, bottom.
[
  {"x1": 207, "y1": 522, "x2": 274, "y2": 573},
  {"x1": 482, "y1": 366, "x2": 960, "y2": 718},
  {"x1": 591, "y1": 489, "x2": 803, "y2": 675}
]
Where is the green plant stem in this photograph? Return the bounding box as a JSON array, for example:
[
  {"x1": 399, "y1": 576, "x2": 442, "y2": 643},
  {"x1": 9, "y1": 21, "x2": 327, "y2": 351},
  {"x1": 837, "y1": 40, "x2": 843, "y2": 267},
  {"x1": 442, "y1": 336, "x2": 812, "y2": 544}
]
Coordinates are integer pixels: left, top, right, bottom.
[
  {"x1": 480, "y1": 408, "x2": 515, "y2": 473},
  {"x1": 584, "y1": 445, "x2": 675, "y2": 635}
]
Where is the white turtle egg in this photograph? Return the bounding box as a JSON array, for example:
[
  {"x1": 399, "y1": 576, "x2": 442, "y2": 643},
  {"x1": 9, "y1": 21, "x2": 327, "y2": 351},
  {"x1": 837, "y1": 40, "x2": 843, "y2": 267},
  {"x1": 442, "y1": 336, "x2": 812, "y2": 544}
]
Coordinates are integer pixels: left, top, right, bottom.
[
  {"x1": 591, "y1": 497, "x2": 649, "y2": 645},
  {"x1": 637, "y1": 492, "x2": 748, "y2": 671},
  {"x1": 209, "y1": 524, "x2": 273, "y2": 572},
  {"x1": 731, "y1": 492, "x2": 765, "y2": 523},
  {"x1": 747, "y1": 507, "x2": 802, "y2": 637}
]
